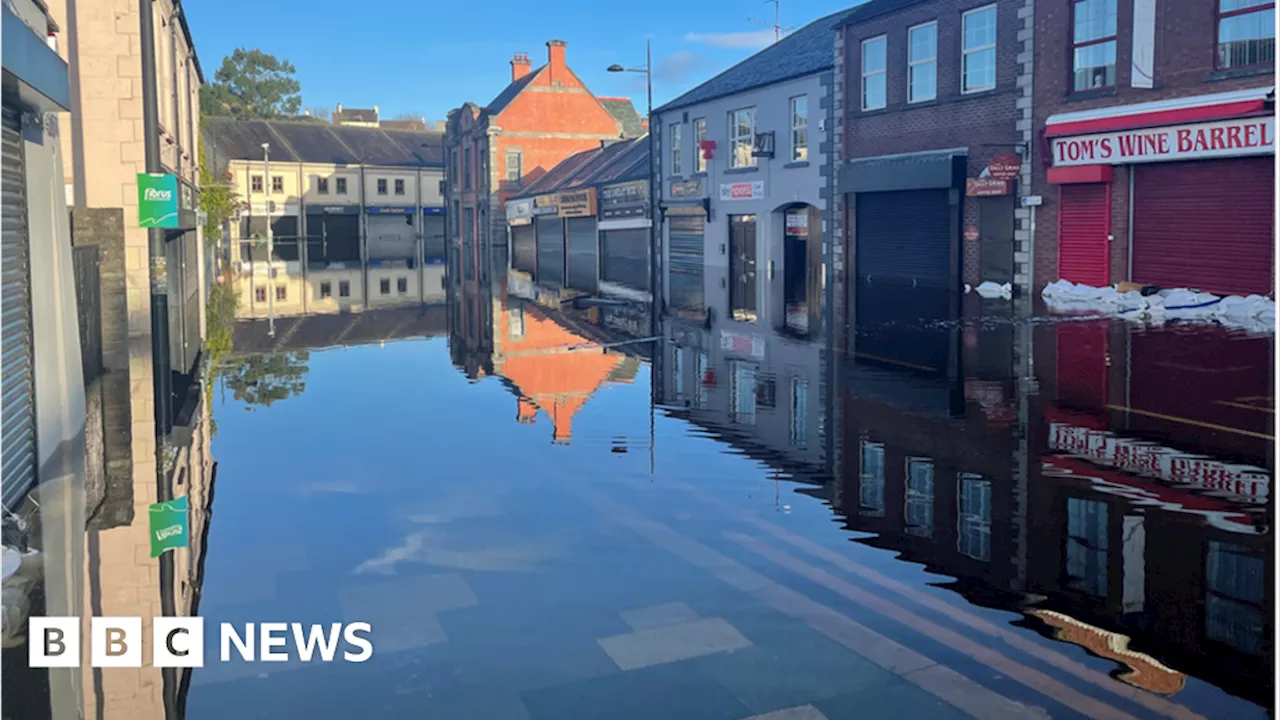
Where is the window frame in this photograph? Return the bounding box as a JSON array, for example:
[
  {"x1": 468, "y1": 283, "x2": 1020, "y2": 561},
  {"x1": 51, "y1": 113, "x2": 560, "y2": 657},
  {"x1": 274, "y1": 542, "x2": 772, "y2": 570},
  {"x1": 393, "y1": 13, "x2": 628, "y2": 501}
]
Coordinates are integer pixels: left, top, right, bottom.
[
  {"x1": 693, "y1": 118, "x2": 707, "y2": 173},
  {"x1": 251, "y1": 175, "x2": 263, "y2": 193},
  {"x1": 1215, "y1": 0, "x2": 1276, "y2": 71},
  {"x1": 506, "y1": 150, "x2": 522, "y2": 183},
  {"x1": 728, "y1": 107, "x2": 757, "y2": 169},
  {"x1": 670, "y1": 123, "x2": 683, "y2": 175},
  {"x1": 397, "y1": 277, "x2": 408, "y2": 293},
  {"x1": 1071, "y1": 0, "x2": 1118, "y2": 92},
  {"x1": 861, "y1": 35, "x2": 888, "y2": 111},
  {"x1": 336, "y1": 177, "x2": 347, "y2": 195},
  {"x1": 376, "y1": 178, "x2": 388, "y2": 196},
  {"x1": 961, "y1": 4, "x2": 998, "y2": 94},
  {"x1": 859, "y1": 440, "x2": 886, "y2": 516},
  {"x1": 338, "y1": 280, "x2": 350, "y2": 298},
  {"x1": 275, "y1": 285, "x2": 287, "y2": 301},
  {"x1": 908, "y1": 21, "x2": 939, "y2": 103},
  {"x1": 254, "y1": 286, "x2": 266, "y2": 303},
  {"x1": 789, "y1": 96, "x2": 808, "y2": 161},
  {"x1": 319, "y1": 281, "x2": 332, "y2": 299},
  {"x1": 317, "y1": 177, "x2": 329, "y2": 194},
  {"x1": 379, "y1": 278, "x2": 391, "y2": 295},
  {"x1": 271, "y1": 175, "x2": 284, "y2": 193},
  {"x1": 394, "y1": 178, "x2": 406, "y2": 196}
]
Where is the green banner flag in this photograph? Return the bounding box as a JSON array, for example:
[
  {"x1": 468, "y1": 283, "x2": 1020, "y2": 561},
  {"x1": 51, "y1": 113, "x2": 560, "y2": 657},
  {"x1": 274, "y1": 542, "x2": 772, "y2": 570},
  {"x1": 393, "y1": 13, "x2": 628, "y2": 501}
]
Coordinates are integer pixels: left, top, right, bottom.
[
  {"x1": 138, "y1": 173, "x2": 180, "y2": 228},
  {"x1": 149, "y1": 496, "x2": 189, "y2": 558}
]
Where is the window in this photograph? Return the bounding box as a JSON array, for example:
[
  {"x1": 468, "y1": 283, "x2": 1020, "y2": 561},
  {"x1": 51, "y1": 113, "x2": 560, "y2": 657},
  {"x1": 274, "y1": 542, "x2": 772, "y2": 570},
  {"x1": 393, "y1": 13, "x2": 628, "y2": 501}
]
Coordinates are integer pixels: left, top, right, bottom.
[
  {"x1": 509, "y1": 306, "x2": 525, "y2": 339},
  {"x1": 673, "y1": 347, "x2": 686, "y2": 399},
  {"x1": 669, "y1": 123, "x2": 683, "y2": 175},
  {"x1": 506, "y1": 151, "x2": 522, "y2": 183},
  {"x1": 251, "y1": 175, "x2": 263, "y2": 192},
  {"x1": 275, "y1": 286, "x2": 286, "y2": 301},
  {"x1": 962, "y1": 5, "x2": 997, "y2": 93},
  {"x1": 397, "y1": 277, "x2": 408, "y2": 293},
  {"x1": 693, "y1": 118, "x2": 707, "y2": 172},
  {"x1": 1072, "y1": 0, "x2": 1117, "y2": 91},
  {"x1": 1065, "y1": 497, "x2": 1108, "y2": 596},
  {"x1": 789, "y1": 96, "x2": 808, "y2": 161},
  {"x1": 1206, "y1": 541, "x2": 1266, "y2": 654},
  {"x1": 336, "y1": 177, "x2": 347, "y2": 195},
  {"x1": 339, "y1": 280, "x2": 350, "y2": 297},
  {"x1": 377, "y1": 179, "x2": 388, "y2": 196},
  {"x1": 319, "y1": 282, "x2": 332, "y2": 299},
  {"x1": 695, "y1": 351, "x2": 709, "y2": 407},
  {"x1": 905, "y1": 458, "x2": 934, "y2": 537},
  {"x1": 463, "y1": 146, "x2": 472, "y2": 190},
  {"x1": 860, "y1": 441, "x2": 885, "y2": 516},
  {"x1": 957, "y1": 473, "x2": 992, "y2": 561},
  {"x1": 1218, "y1": 0, "x2": 1275, "y2": 69},
  {"x1": 394, "y1": 179, "x2": 406, "y2": 196},
  {"x1": 729, "y1": 361, "x2": 757, "y2": 425},
  {"x1": 254, "y1": 286, "x2": 266, "y2": 303},
  {"x1": 729, "y1": 107, "x2": 757, "y2": 168},
  {"x1": 380, "y1": 278, "x2": 390, "y2": 295},
  {"x1": 790, "y1": 378, "x2": 807, "y2": 445},
  {"x1": 317, "y1": 177, "x2": 329, "y2": 194},
  {"x1": 861, "y1": 36, "x2": 887, "y2": 110},
  {"x1": 272, "y1": 176, "x2": 284, "y2": 193},
  {"x1": 908, "y1": 22, "x2": 938, "y2": 102}
]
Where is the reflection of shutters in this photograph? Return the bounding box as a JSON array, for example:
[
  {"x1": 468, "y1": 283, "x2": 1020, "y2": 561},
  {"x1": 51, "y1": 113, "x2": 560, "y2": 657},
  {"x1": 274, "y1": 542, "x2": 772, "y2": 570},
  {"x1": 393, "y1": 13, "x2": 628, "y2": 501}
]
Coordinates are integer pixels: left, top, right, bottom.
[
  {"x1": 1058, "y1": 184, "x2": 1110, "y2": 287},
  {"x1": 1133, "y1": 158, "x2": 1273, "y2": 295},
  {"x1": 565, "y1": 217, "x2": 597, "y2": 292},
  {"x1": 855, "y1": 190, "x2": 950, "y2": 287},
  {"x1": 536, "y1": 216, "x2": 564, "y2": 287},
  {"x1": 308, "y1": 215, "x2": 360, "y2": 264},
  {"x1": 511, "y1": 224, "x2": 537, "y2": 274},
  {"x1": 601, "y1": 228, "x2": 649, "y2": 291},
  {"x1": 2, "y1": 106, "x2": 37, "y2": 510},
  {"x1": 1055, "y1": 320, "x2": 1107, "y2": 413},
  {"x1": 668, "y1": 212, "x2": 705, "y2": 310}
]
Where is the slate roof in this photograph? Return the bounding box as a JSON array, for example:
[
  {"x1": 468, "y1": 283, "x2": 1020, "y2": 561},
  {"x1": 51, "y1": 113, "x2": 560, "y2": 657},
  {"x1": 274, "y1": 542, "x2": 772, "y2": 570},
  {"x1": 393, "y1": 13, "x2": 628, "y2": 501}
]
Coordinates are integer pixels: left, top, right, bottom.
[
  {"x1": 380, "y1": 118, "x2": 427, "y2": 130},
  {"x1": 511, "y1": 136, "x2": 649, "y2": 199},
  {"x1": 484, "y1": 69, "x2": 543, "y2": 116},
  {"x1": 204, "y1": 117, "x2": 444, "y2": 168},
  {"x1": 654, "y1": 8, "x2": 854, "y2": 114},
  {"x1": 230, "y1": 305, "x2": 449, "y2": 354},
  {"x1": 598, "y1": 98, "x2": 645, "y2": 138}
]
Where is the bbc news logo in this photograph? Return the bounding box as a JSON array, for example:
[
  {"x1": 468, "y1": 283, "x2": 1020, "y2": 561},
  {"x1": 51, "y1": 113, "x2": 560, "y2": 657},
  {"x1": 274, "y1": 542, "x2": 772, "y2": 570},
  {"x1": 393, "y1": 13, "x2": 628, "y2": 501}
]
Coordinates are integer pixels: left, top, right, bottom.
[{"x1": 30, "y1": 618, "x2": 373, "y2": 668}]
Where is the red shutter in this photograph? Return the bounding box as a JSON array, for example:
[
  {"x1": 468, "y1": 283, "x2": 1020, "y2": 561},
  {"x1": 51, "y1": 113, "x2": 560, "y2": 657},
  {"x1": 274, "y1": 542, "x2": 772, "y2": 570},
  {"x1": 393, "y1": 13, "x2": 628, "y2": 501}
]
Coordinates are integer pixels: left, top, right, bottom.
[
  {"x1": 1058, "y1": 184, "x2": 1111, "y2": 287},
  {"x1": 1055, "y1": 320, "x2": 1108, "y2": 414},
  {"x1": 1132, "y1": 158, "x2": 1274, "y2": 296}
]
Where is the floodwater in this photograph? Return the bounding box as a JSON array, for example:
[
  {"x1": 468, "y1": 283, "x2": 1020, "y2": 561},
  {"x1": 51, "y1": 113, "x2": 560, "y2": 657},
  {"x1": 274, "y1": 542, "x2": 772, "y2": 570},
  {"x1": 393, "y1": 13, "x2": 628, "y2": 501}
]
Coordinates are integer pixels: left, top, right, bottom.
[{"x1": 186, "y1": 282, "x2": 1273, "y2": 720}]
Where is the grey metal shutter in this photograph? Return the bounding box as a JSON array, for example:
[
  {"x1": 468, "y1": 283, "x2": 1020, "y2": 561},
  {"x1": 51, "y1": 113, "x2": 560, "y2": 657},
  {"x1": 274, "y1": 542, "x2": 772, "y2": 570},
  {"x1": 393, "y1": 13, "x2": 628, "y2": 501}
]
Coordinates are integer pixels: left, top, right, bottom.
[
  {"x1": 565, "y1": 217, "x2": 598, "y2": 293},
  {"x1": 855, "y1": 189, "x2": 951, "y2": 288},
  {"x1": 536, "y1": 216, "x2": 564, "y2": 287},
  {"x1": 511, "y1": 224, "x2": 536, "y2": 275},
  {"x1": 668, "y1": 212, "x2": 705, "y2": 311},
  {"x1": 601, "y1": 228, "x2": 649, "y2": 291},
  {"x1": 2, "y1": 106, "x2": 36, "y2": 510}
]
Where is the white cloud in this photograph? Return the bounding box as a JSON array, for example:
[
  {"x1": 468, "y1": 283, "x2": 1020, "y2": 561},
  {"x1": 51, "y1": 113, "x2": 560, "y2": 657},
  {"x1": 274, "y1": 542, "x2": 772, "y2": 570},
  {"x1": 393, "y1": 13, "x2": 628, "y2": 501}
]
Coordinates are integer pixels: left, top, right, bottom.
[
  {"x1": 655, "y1": 51, "x2": 710, "y2": 84},
  {"x1": 683, "y1": 30, "x2": 778, "y2": 49}
]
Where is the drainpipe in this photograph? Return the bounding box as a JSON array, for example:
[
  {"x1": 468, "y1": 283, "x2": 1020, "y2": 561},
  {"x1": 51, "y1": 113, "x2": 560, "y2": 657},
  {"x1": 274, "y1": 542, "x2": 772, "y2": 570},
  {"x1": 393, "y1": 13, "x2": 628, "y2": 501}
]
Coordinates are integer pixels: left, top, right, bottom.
[
  {"x1": 300, "y1": 161, "x2": 308, "y2": 316},
  {"x1": 360, "y1": 164, "x2": 368, "y2": 308},
  {"x1": 138, "y1": 2, "x2": 178, "y2": 718}
]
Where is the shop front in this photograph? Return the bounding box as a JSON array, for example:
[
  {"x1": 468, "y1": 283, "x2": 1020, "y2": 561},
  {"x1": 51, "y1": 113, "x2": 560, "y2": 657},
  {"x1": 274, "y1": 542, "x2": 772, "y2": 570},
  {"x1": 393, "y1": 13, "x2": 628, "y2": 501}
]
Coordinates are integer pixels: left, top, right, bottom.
[
  {"x1": 1046, "y1": 88, "x2": 1275, "y2": 296},
  {"x1": 598, "y1": 179, "x2": 651, "y2": 300},
  {"x1": 304, "y1": 204, "x2": 361, "y2": 267},
  {"x1": 365, "y1": 205, "x2": 417, "y2": 263},
  {"x1": 531, "y1": 189, "x2": 597, "y2": 294},
  {"x1": 663, "y1": 178, "x2": 709, "y2": 321},
  {"x1": 507, "y1": 197, "x2": 537, "y2": 278}
]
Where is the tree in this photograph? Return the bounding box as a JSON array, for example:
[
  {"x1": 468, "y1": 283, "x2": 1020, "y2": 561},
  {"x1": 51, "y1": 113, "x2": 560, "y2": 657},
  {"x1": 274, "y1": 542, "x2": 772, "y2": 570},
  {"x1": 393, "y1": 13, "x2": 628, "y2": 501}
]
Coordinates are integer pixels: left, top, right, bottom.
[
  {"x1": 220, "y1": 351, "x2": 310, "y2": 409},
  {"x1": 305, "y1": 106, "x2": 332, "y2": 122},
  {"x1": 198, "y1": 127, "x2": 239, "y2": 249},
  {"x1": 200, "y1": 48, "x2": 302, "y2": 119}
]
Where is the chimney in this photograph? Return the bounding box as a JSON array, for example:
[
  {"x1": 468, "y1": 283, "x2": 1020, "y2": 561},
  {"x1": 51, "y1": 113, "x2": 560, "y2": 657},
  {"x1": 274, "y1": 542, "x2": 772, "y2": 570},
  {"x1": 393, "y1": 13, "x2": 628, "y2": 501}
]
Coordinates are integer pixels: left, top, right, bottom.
[
  {"x1": 336, "y1": 103, "x2": 343, "y2": 113},
  {"x1": 373, "y1": 105, "x2": 379, "y2": 117},
  {"x1": 510, "y1": 53, "x2": 531, "y2": 82},
  {"x1": 517, "y1": 397, "x2": 537, "y2": 424},
  {"x1": 546, "y1": 40, "x2": 566, "y2": 84}
]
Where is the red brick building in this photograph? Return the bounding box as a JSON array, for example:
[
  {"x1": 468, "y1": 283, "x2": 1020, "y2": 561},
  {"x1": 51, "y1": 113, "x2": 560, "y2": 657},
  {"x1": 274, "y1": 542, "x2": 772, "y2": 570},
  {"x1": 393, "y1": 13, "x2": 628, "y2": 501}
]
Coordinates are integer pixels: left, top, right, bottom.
[
  {"x1": 834, "y1": 0, "x2": 1037, "y2": 356},
  {"x1": 1034, "y1": 0, "x2": 1274, "y2": 295}
]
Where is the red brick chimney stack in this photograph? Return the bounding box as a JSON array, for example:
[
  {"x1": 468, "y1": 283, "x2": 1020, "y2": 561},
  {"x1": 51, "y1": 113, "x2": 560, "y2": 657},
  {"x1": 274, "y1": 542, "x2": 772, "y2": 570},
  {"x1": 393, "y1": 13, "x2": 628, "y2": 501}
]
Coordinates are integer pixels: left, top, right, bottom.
[
  {"x1": 546, "y1": 40, "x2": 567, "y2": 84},
  {"x1": 510, "y1": 53, "x2": 531, "y2": 83}
]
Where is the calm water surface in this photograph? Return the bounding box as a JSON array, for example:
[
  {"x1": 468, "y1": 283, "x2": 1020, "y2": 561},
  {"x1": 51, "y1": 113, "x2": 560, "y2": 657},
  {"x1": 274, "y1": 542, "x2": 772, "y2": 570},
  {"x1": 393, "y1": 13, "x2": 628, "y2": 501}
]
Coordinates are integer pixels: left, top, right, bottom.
[{"x1": 187, "y1": 288, "x2": 1273, "y2": 720}]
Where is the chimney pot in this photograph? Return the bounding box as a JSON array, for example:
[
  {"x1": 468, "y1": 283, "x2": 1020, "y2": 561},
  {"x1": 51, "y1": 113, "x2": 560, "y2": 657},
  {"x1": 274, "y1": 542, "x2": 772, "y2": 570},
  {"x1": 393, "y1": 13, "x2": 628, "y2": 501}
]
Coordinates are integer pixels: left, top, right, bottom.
[{"x1": 511, "y1": 52, "x2": 533, "y2": 83}]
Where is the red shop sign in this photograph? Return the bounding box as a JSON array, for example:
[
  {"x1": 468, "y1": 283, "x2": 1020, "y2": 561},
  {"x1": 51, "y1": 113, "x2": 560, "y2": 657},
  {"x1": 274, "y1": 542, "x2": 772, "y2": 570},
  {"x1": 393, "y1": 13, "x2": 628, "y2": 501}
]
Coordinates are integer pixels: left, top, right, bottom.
[{"x1": 987, "y1": 153, "x2": 1022, "y2": 180}]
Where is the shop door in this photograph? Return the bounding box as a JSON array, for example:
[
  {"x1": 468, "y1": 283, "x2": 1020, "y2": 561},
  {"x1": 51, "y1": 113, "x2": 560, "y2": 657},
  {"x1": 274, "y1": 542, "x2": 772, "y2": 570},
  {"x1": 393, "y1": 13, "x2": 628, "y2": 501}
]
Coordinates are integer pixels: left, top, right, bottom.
[
  {"x1": 536, "y1": 216, "x2": 565, "y2": 287},
  {"x1": 1133, "y1": 158, "x2": 1273, "y2": 296},
  {"x1": 1, "y1": 106, "x2": 36, "y2": 510},
  {"x1": 855, "y1": 189, "x2": 951, "y2": 287},
  {"x1": 1058, "y1": 184, "x2": 1110, "y2": 287},
  {"x1": 668, "y1": 211, "x2": 705, "y2": 311},
  {"x1": 565, "y1": 216, "x2": 598, "y2": 293},
  {"x1": 729, "y1": 214, "x2": 757, "y2": 321},
  {"x1": 783, "y1": 206, "x2": 821, "y2": 335},
  {"x1": 979, "y1": 194, "x2": 1015, "y2": 284}
]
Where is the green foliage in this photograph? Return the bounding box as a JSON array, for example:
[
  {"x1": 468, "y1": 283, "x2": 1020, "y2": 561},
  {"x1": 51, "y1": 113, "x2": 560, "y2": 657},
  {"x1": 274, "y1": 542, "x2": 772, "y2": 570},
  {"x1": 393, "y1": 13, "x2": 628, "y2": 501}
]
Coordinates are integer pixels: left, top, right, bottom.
[
  {"x1": 200, "y1": 48, "x2": 302, "y2": 119},
  {"x1": 204, "y1": 281, "x2": 238, "y2": 366},
  {"x1": 220, "y1": 351, "x2": 310, "y2": 410},
  {"x1": 199, "y1": 129, "x2": 239, "y2": 249}
]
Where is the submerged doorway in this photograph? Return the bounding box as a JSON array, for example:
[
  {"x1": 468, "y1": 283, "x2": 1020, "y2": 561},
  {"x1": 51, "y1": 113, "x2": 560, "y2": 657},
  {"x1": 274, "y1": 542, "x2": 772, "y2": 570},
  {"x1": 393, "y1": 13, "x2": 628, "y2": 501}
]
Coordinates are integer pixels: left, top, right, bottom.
[
  {"x1": 782, "y1": 204, "x2": 821, "y2": 336},
  {"x1": 729, "y1": 214, "x2": 758, "y2": 322}
]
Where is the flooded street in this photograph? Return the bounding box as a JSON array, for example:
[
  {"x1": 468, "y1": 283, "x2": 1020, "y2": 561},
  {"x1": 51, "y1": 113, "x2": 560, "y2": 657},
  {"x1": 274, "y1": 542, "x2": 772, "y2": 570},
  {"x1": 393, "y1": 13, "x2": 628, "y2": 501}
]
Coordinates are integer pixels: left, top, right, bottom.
[{"x1": 185, "y1": 282, "x2": 1272, "y2": 720}]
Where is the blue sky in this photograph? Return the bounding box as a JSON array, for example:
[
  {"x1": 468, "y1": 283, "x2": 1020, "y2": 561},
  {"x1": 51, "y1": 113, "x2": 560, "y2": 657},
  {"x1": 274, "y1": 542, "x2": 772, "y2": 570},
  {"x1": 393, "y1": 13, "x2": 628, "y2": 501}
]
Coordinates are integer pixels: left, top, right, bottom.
[{"x1": 185, "y1": 0, "x2": 853, "y2": 121}]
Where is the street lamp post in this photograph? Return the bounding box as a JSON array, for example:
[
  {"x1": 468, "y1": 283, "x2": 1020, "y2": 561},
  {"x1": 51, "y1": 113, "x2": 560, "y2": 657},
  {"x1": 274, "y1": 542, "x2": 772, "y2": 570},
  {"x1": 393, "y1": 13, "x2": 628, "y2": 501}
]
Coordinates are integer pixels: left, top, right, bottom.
[
  {"x1": 608, "y1": 40, "x2": 656, "y2": 475},
  {"x1": 262, "y1": 142, "x2": 275, "y2": 337}
]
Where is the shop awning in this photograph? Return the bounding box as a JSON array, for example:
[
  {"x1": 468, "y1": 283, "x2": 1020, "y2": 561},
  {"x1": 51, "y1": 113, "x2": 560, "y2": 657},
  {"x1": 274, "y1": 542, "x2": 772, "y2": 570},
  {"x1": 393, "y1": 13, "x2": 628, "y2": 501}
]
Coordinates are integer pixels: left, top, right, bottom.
[{"x1": 1045, "y1": 86, "x2": 1274, "y2": 138}]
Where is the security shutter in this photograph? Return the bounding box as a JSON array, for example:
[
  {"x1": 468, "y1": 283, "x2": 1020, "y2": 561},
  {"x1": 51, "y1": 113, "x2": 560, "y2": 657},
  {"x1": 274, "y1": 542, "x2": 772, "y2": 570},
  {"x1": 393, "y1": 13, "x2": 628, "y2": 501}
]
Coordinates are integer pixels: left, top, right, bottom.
[
  {"x1": 2, "y1": 106, "x2": 36, "y2": 509},
  {"x1": 1058, "y1": 184, "x2": 1110, "y2": 287},
  {"x1": 855, "y1": 190, "x2": 951, "y2": 288},
  {"x1": 601, "y1": 228, "x2": 649, "y2": 291},
  {"x1": 511, "y1": 224, "x2": 537, "y2": 275},
  {"x1": 1055, "y1": 320, "x2": 1107, "y2": 413},
  {"x1": 565, "y1": 217, "x2": 598, "y2": 293},
  {"x1": 668, "y1": 211, "x2": 705, "y2": 310},
  {"x1": 307, "y1": 214, "x2": 360, "y2": 264},
  {"x1": 536, "y1": 216, "x2": 564, "y2": 287},
  {"x1": 1133, "y1": 158, "x2": 1273, "y2": 296}
]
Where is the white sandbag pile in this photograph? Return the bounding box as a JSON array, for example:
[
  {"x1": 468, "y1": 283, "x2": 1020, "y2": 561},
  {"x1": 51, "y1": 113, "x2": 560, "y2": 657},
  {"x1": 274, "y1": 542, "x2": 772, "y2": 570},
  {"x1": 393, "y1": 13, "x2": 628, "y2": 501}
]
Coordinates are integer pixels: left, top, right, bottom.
[{"x1": 1041, "y1": 280, "x2": 1274, "y2": 333}]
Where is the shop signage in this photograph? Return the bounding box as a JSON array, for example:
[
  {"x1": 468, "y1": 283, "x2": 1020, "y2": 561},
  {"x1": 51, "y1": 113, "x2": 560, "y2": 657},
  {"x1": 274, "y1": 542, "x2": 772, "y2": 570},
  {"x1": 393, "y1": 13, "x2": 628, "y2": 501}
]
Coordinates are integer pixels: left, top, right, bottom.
[
  {"x1": 785, "y1": 210, "x2": 808, "y2": 237},
  {"x1": 366, "y1": 206, "x2": 413, "y2": 215},
  {"x1": 507, "y1": 271, "x2": 534, "y2": 300},
  {"x1": 507, "y1": 197, "x2": 535, "y2": 222},
  {"x1": 1021, "y1": 195, "x2": 1043, "y2": 207},
  {"x1": 554, "y1": 189, "x2": 596, "y2": 218},
  {"x1": 986, "y1": 154, "x2": 1021, "y2": 180},
  {"x1": 963, "y1": 226, "x2": 980, "y2": 242},
  {"x1": 532, "y1": 205, "x2": 558, "y2": 216},
  {"x1": 966, "y1": 178, "x2": 1010, "y2": 197},
  {"x1": 720, "y1": 331, "x2": 765, "y2": 358},
  {"x1": 600, "y1": 180, "x2": 649, "y2": 220},
  {"x1": 601, "y1": 302, "x2": 650, "y2": 337},
  {"x1": 669, "y1": 178, "x2": 703, "y2": 198},
  {"x1": 310, "y1": 205, "x2": 360, "y2": 215},
  {"x1": 720, "y1": 181, "x2": 764, "y2": 201},
  {"x1": 138, "y1": 174, "x2": 179, "y2": 228},
  {"x1": 1052, "y1": 116, "x2": 1275, "y2": 167},
  {"x1": 250, "y1": 202, "x2": 298, "y2": 216},
  {"x1": 422, "y1": 207, "x2": 446, "y2": 215},
  {"x1": 149, "y1": 496, "x2": 189, "y2": 558},
  {"x1": 1049, "y1": 422, "x2": 1270, "y2": 501}
]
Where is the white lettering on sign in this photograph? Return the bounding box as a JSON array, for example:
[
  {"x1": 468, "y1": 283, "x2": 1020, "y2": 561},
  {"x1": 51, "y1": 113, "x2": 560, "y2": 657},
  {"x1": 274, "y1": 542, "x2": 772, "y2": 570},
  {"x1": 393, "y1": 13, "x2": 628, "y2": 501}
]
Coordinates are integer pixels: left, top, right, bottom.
[
  {"x1": 719, "y1": 181, "x2": 764, "y2": 201},
  {"x1": 720, "y1": 332, "x2": 765, "y2": 358},
  {"x1": 144, "y1": 188, "x2": 172, "y2": 202},
  {"x1": 1049, "y1": 423, "x2": 1270, "y2": 501},
  {"x1": 1052, "y1": 116, "x2": 1274, "y2": 167}
]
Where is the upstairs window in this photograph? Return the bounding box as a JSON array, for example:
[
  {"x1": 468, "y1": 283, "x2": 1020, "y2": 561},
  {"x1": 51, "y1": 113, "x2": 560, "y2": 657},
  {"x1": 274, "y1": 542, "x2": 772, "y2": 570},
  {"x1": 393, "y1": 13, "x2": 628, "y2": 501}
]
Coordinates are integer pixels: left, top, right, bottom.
[
  {"x1": 251, "y1": 175, "x2": 263, "y2": 192},
  {"x1": 317, "y1": 177, "x2": 329, "y2": 194},
  {"x1": 506, "y1": 151, "x2": 522, "y2": 183},
  {"x1": 1218, "y1": 0, "x2": 1275, "y2": 69},
  {"x1": 336, "y1": 177, "x2": 348, "y2": 194},
  {"x1": 693, "y1": 118, "x2": 707, "y2": 172},
  {"x1": 789, "y1": 96, "x2": 808, "y2": 161},
  {"x1": 670, "y1": 123, "x2": 683, "y2": 175},
  {"x1": 729, "y1": 108, "x2": 757, "y2": 168},
  {"x1": 861, "y1": 36, "x2": 887, "y2": 110},
  {"x1": 271, "y1": 176, "x2": 284, "y2": 193},
  {"x1": 1072, "y1": 0, "x2": 1117, "y2": 91},
  {"x1": 908, "y1": 22, "x2": 938, "y2": 103},
  {"x1": 463, "y1": 146, "x2": 472, "y2": 189},
  {"x1": 394, "y1": 179, "x2": 406, "y2": 195},
  {"x1": 962, "y1": 5, "x2": 997, "y2": 93},
  {"x1": 377, "y1": 178, "x2": 388, "y2": 195}
]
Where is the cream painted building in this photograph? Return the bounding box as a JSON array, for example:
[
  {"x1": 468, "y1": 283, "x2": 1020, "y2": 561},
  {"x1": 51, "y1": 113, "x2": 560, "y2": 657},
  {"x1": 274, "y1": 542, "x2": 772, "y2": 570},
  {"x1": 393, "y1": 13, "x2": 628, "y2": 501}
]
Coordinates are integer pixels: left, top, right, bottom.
[{"x1": 204, "y1": 117, "x2": 447, "y2": 318}]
